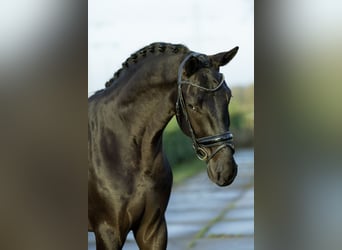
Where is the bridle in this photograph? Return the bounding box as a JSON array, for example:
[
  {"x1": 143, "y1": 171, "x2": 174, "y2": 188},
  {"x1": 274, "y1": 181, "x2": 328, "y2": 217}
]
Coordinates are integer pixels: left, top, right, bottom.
[{"x1": 176, "y1": 52, "x2": 235, "y2": 163}]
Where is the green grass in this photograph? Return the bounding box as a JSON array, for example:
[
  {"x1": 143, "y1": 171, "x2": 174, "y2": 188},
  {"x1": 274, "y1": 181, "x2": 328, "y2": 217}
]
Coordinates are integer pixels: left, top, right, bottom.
[
  {"x1": 163, "y1": 117, "x2": 207, "y2": 185},
  {"x1": 172, "y1": 158, "x2": 206, "y2": 185}
]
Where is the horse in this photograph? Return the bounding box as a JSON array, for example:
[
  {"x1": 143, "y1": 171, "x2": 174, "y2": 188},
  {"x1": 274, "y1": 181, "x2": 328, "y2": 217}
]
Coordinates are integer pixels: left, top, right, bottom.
[{"x1": 88, "y1": 42, "x2": 238, "y2": 250}]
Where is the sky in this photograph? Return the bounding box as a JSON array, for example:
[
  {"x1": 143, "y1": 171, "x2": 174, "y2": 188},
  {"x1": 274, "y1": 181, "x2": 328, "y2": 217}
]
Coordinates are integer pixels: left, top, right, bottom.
[{"x1": 88, "y1": 0, "x2": 254, "y2": 95}]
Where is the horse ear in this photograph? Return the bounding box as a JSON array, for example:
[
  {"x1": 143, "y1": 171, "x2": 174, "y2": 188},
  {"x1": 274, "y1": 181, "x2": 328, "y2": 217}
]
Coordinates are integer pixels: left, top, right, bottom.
[
  {"x1": 184, "y1": 56, "x2": 201, "y2": 77},
  {"x1": 210, "y1": 46, "x2": 239, "y2": 67}
]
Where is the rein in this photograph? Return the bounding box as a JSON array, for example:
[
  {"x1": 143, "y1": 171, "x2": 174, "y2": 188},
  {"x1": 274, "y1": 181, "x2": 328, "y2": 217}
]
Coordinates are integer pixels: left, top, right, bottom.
[{"x1": 176, "y1": 52, "x2": 235, "y2": 163}]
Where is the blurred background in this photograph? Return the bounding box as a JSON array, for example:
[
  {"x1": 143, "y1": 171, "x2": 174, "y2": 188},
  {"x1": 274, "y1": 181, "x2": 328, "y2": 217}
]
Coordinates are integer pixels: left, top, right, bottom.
[
  {"x1": 88, "y1": 0, "x2": 254, "y2": 92},
  {"x1": 88, "y1": 0, "x2": 254, "y2": 175}
]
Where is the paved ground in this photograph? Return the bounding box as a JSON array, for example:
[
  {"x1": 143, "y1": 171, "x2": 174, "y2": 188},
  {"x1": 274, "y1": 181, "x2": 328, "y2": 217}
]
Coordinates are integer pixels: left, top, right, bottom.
[{"x1": 88, "y1": 149, "x2": 254, "y2": 250}]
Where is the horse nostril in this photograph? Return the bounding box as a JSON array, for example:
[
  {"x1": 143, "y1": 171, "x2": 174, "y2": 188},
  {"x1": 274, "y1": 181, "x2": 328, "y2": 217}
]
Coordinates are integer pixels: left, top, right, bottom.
[{"x1": 217, "y1": 171, "x2": 221, "y2": 181}]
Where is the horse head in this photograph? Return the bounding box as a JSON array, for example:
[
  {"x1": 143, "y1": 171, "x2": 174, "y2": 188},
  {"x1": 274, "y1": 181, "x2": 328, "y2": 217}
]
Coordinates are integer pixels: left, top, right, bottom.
[{"x1": 176, "y1": 47, "x2": 239, "y2": 186}]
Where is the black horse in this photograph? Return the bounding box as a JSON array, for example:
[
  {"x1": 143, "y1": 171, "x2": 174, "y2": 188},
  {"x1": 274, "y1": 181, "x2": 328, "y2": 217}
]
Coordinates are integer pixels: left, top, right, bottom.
[{"x1": 88, "y1": 42, "x2": 238, "y2": 250}]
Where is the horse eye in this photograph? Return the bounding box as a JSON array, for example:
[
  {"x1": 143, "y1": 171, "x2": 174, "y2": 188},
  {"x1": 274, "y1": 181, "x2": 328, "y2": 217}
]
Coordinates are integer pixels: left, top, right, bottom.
[{"x1": 187, "y1": 104, "x2": 197, "y2": 111}]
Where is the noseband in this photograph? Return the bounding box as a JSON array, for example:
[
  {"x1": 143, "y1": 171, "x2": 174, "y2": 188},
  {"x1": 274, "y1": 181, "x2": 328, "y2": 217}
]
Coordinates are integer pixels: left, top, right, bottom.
[{"x1": 176, "y1": 52, "x2": 235, "y2": 163}]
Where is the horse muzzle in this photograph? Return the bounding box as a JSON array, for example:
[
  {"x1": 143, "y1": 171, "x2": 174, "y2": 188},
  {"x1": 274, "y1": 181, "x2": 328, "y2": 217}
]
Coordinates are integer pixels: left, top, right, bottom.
[{"x1": 206, "y1": 146, "x2": 238, "y2": 186}]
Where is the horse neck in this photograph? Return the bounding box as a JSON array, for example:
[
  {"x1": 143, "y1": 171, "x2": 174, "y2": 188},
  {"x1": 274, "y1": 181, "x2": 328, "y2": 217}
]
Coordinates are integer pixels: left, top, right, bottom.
[{"x1": 105, "y1": 53, "x2": 185, "y2": 157}]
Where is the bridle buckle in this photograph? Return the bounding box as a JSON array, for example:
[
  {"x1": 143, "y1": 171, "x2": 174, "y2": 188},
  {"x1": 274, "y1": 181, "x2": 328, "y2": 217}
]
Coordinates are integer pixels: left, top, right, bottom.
[{"x1": 194, "y1": 146, "x2": 208, "y2": 161}]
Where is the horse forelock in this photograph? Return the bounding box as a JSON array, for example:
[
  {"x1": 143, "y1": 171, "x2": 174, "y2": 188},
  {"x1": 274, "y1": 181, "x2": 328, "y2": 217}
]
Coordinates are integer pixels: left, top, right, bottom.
[{"x1": 105, "y1": 42, "x2": 190, "y2": 88}]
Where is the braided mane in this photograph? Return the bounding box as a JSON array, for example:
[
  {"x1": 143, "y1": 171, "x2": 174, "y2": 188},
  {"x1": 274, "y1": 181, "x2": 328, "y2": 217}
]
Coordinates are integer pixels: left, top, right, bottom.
[{"x1": 105, "y1": 42, "x2": 189, "y2": 88}]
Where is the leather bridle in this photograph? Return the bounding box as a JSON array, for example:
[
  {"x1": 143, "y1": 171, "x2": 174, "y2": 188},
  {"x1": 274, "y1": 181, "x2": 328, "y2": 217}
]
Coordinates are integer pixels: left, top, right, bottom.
[{"x1": 176, "y1": 52, "x2": 235, "y2": 163}]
